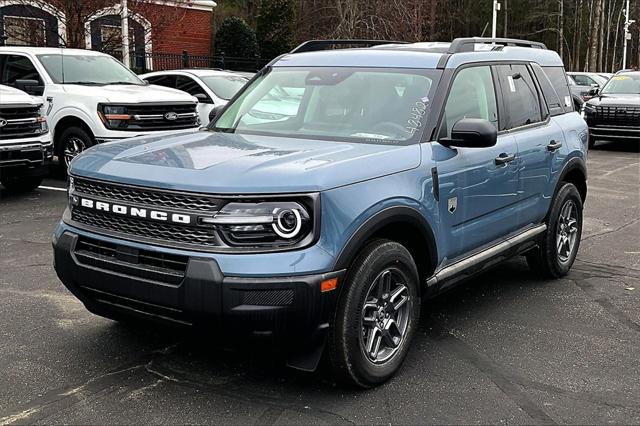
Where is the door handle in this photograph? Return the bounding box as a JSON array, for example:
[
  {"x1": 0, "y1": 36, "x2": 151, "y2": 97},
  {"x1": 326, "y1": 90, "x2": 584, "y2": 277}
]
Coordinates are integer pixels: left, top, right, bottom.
[
  {"x1": 495, "y1": 153, "x2": 516, "y2": 165},
  {"x1": 547, "y1": 140, "x2": 563, "y2": 152}
]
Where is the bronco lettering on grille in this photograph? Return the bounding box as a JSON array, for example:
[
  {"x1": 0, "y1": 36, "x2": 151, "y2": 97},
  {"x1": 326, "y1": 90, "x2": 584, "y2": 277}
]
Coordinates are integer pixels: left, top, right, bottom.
[{"x1": 79, "y1": 198, "x2": 192, "y2": 224}]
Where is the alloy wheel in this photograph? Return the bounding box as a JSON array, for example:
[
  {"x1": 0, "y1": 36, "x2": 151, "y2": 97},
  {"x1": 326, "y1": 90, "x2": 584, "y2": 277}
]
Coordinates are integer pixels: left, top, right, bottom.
[
  {"x1": 64, "y1": 137, "x2": 86, "y2": 167},
  {"x1": 359, "y1": 268, "x2": 411, "y2": 364},
  {"x1": 556, "y1": 199, "x2": 579, "y2": 264}
]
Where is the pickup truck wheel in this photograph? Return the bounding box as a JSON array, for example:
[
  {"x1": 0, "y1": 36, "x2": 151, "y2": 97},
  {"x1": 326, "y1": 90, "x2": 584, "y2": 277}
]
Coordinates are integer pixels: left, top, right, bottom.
[
  {"x1": 57, "y1": 126, "x2": 94, "y2": 172},
  {"x1": 329, "y1": 240, "x2": 420, "y2": 388},
  {"x1": 0, "y1": 175, "x2": 43, "y2": 193},
  {"x1": 527, "y1": 183, "x2": 583, "y2": 278}
]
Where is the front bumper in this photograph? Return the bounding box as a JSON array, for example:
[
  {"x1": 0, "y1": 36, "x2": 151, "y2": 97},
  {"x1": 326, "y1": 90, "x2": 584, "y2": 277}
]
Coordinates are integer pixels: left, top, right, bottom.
[
  {"x1": 588, "y1": 125, "x2": 640, "y2": 140},
  {"x1": 0, "y1": 135, "x2": 53, "y2": 174},
  {"x1": 53, "y1": 230, "x2": 342, "y2": 342}
]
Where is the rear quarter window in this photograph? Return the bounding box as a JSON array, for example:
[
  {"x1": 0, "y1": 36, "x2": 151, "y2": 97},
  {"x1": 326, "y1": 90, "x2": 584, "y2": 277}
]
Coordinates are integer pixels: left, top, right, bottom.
[
  {"x1": 532, "y1": 64, "x2": 565, "y2": 116},
  {"x1": 542, "y1": 66, "x2": 573, "y2": 113}
]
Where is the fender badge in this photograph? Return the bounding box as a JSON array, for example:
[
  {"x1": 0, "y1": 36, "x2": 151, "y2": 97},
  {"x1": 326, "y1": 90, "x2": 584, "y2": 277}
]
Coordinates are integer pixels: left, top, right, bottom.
[{"x1": 448, "y1": 197, "x2": 457, "y2": 214}]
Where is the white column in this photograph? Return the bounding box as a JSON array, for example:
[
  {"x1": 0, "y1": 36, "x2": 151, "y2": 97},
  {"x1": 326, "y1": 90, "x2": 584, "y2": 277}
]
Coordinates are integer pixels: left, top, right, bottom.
[
  {"x1": 622, "y1": 0, "x2": 633, "y2": 69},
  {"x1": 492, "y1": 0, "x2": 501, "y2": 39},
  {"x1": 121, "y1": 0, "x2": 130, "y2": 67}
]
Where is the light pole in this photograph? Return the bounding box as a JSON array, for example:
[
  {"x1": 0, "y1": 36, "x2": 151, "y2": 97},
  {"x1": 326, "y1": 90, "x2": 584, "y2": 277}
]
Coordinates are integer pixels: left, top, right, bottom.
[
  {"x1": 492, "y1": 0, "x2": 501, "y2": 39},
  {"x1": 622, "y1": 0, "x2": 634, "y2": 69},
  {"x1": 121, "y1": 0, "x2": 130, "y2": 68}
]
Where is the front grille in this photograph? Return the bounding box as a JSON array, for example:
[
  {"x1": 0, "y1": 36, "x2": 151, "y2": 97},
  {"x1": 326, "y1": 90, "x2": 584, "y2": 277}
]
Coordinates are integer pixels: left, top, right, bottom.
[
  {"x1": 72, "y1": 208, "x2": 220, "y2": 247},
  {"x1": 0, "y1": 105, "x2": 42, "y2": 140},
  {"x1": 74, "y1": 178, "x2": 219, "y2": 212},
  {"x1": 593, "y1": 106, "x2": 640, "y2": 127},
  {"x1": 105, "y1": 103, "x2": 199, "y2": 131}
]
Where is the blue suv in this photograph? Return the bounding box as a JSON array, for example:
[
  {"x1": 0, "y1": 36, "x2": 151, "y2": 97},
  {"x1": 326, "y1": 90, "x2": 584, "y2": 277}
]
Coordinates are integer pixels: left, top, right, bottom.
[{"x1": 53, "y1": 38, "x2": 588, "y2": 387}]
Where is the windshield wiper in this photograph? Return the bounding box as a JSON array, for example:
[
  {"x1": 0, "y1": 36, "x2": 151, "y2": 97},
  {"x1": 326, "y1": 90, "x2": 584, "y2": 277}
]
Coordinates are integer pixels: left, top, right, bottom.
[
  {"x1": 63, "y1": 81, "x2": 105, "y2": 86},
  {"x1": 107, "y1": 81, "x2": 143, "y2": 86}
]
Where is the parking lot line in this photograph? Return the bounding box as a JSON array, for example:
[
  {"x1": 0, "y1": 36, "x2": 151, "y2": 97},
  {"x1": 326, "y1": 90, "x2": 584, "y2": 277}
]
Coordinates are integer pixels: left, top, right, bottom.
[{"x1": 38, "y1": 186, "x2": 67, "y2": 192}]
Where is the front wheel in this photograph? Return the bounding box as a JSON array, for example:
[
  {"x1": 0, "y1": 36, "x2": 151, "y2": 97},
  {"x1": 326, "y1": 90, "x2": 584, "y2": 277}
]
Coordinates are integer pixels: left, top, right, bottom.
[
  {"x1": 56, "y1": 126, "x2": 94, "y2": 173},
  {"x1": 0, "y1": 175, "x2": 43, "y2": 193},
  {"x1": 526, "y1": 183, "x2": 583, "y2": 278},
  {"x1": 329, "y1": 240, "x2": 420, "y2": 388}
]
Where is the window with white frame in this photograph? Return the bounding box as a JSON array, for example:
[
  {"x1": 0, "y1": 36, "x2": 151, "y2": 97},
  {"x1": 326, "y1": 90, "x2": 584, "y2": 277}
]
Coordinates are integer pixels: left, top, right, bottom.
[{"x1": 3, "y1": 15, "x2": 46, "y2": 46}]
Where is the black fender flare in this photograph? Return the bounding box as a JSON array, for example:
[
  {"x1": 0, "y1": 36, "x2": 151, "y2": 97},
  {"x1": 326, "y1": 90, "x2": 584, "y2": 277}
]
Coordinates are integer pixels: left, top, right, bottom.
[
  {"x1": 334, "y1": 205, "x2": 438, "y2": 274},
  {"x1": 547, "y1": 156, "x2": 587, "y2": 219}
]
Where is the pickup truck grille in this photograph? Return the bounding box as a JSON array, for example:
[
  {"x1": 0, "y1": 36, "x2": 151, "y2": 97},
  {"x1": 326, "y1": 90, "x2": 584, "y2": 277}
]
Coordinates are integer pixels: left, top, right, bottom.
[
  {"x1": 594, "y1": 106, "x2": 640, "y2": 127},
  {"x1": 0, "y1": 105, "x2": 42, "y2": 140},
  {"x1": 70, "y1": 177, "x2": 224, "y2": 249},
  {"x1": 106, "y1": 103, "x2": 199, "y2": 131}
]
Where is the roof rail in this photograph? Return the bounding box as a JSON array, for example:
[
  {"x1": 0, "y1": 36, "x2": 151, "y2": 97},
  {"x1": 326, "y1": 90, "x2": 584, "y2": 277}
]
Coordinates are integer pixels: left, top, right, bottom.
[
  {"x1": 290, "y1": 39, "x2": 408, "y2": 54},
  {"x1": 448, "y1": 37, "x2": 547, "y2": 54}
]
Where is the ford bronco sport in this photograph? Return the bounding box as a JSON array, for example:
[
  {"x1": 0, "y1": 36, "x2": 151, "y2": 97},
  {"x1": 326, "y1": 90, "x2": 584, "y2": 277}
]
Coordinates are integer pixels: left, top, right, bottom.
[{"x1": 53, "y1": 38, "x2": 588, "y2": 387}]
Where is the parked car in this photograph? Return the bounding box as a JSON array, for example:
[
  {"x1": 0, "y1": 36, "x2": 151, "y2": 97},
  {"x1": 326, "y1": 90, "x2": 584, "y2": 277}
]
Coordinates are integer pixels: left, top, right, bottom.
[
  {"x1": 598, "y1": 72, "x2": 614, "y2": 80},
  {"x1": 140, "y1": 69, "x2": 249, "y2": 124},
  {"x1": 0, "y1": 84, "x2": 51, "y2": 192},
  {"x1": 582, "y1": 70, "x2": 640, "y2": 148},
  {"x1": 0, "y1": 47, "x2": 201, "y2": 171},
  {"x1": 53, "y1": 37, "x2": 588, "y2": 388},
  {"x1": 567, "y1": 71, "x2": 609, "y2": 88}
]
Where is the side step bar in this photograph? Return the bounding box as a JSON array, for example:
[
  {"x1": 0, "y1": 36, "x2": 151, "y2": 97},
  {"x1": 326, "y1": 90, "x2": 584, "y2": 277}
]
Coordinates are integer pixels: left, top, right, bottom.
[{"x1": 427, "y1": 224, "x2": 547, "y2": 287}]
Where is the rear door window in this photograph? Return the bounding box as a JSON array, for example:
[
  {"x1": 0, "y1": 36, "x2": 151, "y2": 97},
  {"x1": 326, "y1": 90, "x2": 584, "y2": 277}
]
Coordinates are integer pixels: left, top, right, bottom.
[
  {"x1": 145, "y1": 74, "x2": 177, "y2": 89},
  {"x1": 495, "y1": 64, "x2": 542, "y2": 129}
]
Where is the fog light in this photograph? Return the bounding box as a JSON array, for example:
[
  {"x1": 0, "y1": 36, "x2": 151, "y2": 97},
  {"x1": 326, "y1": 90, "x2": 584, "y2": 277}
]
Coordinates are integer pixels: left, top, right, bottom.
[{"x1": 321, "y1": 278, "x2": 338, "y2": 293}]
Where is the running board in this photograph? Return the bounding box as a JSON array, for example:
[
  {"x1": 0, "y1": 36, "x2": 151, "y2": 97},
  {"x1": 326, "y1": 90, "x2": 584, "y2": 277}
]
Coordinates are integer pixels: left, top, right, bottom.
[{"x1": 426, "y1": 224, "x2": 547, "y2": 287}]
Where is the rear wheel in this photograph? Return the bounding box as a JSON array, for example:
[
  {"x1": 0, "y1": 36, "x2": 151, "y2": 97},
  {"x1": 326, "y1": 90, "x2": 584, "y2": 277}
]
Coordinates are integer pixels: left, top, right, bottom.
[
  {"x1": 329, "y1": 240, "x2": 420, "y2": 388},
  {"x1": 526, "y1": 183, "x2": 583, "y2": 278},
  {"x1": 56, "y1": 126, "x2": 94, "y2": 173},
  {"x1": 0, "y1": 175, "x2": 43, "y2": 193}
]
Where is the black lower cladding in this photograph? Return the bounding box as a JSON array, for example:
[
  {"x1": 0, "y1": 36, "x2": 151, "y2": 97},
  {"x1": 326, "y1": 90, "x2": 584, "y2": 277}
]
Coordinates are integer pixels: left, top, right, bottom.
[{"x1": 53, "y1": 231, "x2": 341, "y2": 338}]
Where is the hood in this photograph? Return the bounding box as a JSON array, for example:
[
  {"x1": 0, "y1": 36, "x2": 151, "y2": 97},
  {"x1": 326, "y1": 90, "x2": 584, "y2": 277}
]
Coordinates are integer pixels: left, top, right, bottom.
[
  {"x1": 69, "y1": 131, "x2": 421, "y2": 194},
  {"x1": 62, "y1": 83, "x2": 197, "y2": 104},
  {"x1": 0, "y1": 84, "x2": 42, "y2": 106},
  {"x1": 587, "y1": 93, "x2": 640, "y2": 107}
]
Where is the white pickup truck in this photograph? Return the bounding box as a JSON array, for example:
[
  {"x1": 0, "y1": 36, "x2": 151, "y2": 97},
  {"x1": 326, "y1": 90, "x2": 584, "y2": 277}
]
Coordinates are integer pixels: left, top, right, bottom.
[
  {"x1": 0, "y1": 47, "x2": 200, "y2": 171},
  {"x1": 0, "y1": 84, "x2": 51, "y2": 192}
]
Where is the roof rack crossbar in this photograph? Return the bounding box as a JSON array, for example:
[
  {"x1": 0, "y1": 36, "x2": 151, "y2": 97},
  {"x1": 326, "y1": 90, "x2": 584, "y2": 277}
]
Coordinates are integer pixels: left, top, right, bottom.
[
  {"x1": 290, "y1": 39, "x2": 408, "y2": 54},
  {"x1": 448, "y1": 37, "x2": 547, "y2": 54}
]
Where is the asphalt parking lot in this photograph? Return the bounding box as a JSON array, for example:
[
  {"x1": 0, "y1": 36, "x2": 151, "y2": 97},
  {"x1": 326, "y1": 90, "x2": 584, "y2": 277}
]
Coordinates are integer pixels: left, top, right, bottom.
[{"x1": 0, "y1": 142, "x2": 639, "y2": 425}]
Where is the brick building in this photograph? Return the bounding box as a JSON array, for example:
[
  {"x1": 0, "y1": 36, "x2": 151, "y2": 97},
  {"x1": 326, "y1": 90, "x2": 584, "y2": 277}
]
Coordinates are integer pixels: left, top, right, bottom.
[{"x1": 0, "y1": 0, "x2": 216, "y2": 65}]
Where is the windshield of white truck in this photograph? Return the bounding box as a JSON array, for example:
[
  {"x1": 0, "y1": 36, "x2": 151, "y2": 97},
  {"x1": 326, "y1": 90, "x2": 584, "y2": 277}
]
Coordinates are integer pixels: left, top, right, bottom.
[
  {"x1": 37, "y1": 54, "x2": 144, "y2": 86},
  {"x1": 212, "y1": 67, "x2": 440, "y2": 145}
]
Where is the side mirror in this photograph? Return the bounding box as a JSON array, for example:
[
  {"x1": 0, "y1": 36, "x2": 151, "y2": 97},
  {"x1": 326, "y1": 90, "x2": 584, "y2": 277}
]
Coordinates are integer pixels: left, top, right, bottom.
[
  {"x1": 588, "y1": 87, "x2": 600, "y2": 96},
  {"x1": 208, "y1": 105, "x2": 224, "y2": 124},
  {"x1": 195, "y1": 93, "x2": 212, "y2": 104},
  {"x1": 439, "y1": 118, "x2": 497, "y2": 148},
  {"x1": 14, "y1": 79, "x2": 42, "y2": 95}
]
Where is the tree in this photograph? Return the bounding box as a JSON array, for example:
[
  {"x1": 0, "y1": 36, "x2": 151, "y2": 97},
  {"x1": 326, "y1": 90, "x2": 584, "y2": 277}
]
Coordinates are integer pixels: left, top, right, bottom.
[
  {"x1": 214, "y1": 16, "x2": 259, "y2": 57},
  {"x1": 256, "y1": 0, "x2": 295, "y2": 60}
]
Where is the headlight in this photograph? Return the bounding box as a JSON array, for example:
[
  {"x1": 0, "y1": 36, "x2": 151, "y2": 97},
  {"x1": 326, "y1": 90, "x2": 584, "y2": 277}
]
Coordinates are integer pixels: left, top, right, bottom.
[
  {"x1": 204, "y1": 200, "x2": 315, "y2": 248},
  {"x1": 99, "y1": 105, "x2": 131, "y2": 129},
  {"x1": 35, "y1": 116, "x2": 48, "y2": 134},
  {"x1": 67, "y1": 176, "x2": 79, "y2": 207},
  {"x1": 581, "y1": 103, "x2": 596, "y2": 118}
]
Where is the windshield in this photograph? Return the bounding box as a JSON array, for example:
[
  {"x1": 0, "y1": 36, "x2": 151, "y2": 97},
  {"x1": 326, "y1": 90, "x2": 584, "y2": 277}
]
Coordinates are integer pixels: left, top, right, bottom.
[
  {"x1": 37, "y1": 54, "x2": 144, "y2": 85},
  {"x1": 601, "y1": 73, "x2": 640, "y2": 95},
  {"x1": 212, "y1": 67, "x2": 440, "y2": 144},
  {"x1": 201, "y1": 75, "x2": 248, "y2": 100}
]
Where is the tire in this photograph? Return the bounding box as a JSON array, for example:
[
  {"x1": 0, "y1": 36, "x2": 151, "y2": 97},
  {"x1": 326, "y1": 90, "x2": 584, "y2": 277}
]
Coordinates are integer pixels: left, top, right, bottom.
[
  {"x1": 526, "y1": 183, "x2": 583, "y2": 278},
  {"x1": 329, "y1": 239, "x2": 421, "y2": 388},
  {"x1": 0, "y1": 175, "x2": 43, "y2": 193},
  {"x1": 56, "y1": 126, "x2": 94, "y2": 173}
]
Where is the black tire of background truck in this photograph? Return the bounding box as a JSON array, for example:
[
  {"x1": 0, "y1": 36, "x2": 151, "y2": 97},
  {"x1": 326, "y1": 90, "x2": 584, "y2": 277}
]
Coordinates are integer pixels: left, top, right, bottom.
[
  {"x1": 329, "y1": 239, "x2": 420, "y2": 388},
  {"x1": 526, "y1": 183, "x2": 583, "y2": 279},
  {"x1": 0, "y1": 175, "x2": 43, "y2": 193},
  {"x1": 56, "y1": 126, "x2": 95, "y2": 173}
]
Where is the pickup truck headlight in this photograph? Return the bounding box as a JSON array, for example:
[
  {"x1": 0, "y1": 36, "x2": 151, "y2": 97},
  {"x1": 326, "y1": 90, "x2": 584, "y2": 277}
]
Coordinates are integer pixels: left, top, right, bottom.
[
  {"x1": 98, "y1": 105, "x2": 131, "y2": 129},
  {"x1": 581, "y1": 103, "x2": 596, "y2": 119},
  {"x1": 204, "y1": 199, "x2": 316, "y2": 248},
  {"x1": 36, "y1": 116, "x2": 48, "y2": 134}
]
